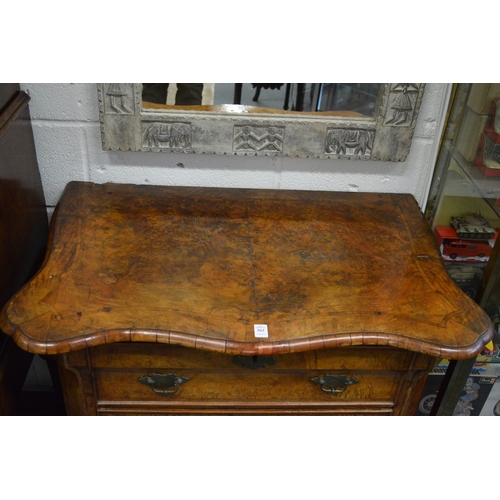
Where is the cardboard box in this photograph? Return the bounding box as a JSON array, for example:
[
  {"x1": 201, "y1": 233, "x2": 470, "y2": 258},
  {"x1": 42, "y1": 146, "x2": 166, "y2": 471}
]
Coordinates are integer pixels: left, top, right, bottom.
[
  {"x1": 479, "y1": 378, "x2": 500, "y2": 416},
  {"x1": 474, "y1": 133, "x2": 500, "y2": 176},
  {"x1": 456, "y1": 107, "x2": 488, "y2": 161},
  {"x1": 476, "y1": 343, "x2": 500, "y2": 363},
  {"x1": 467, "y1": 84, "x2": 500, "y2": 115},
  {"x1": 486, "y1": 98, "x2": 500, "y2": 135},
  {"x1": 415, "y1": 361, "x2": 497, "y2": 416},
  {"x1": 479, "y1": 363, "x2": 500, "y2": 415}
]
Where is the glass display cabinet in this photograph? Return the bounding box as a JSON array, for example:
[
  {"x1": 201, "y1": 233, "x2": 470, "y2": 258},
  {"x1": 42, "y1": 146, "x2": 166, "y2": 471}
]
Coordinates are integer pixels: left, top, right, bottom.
[{"x1": 425, "y1": 83, "x2": 500, "y2": 416}]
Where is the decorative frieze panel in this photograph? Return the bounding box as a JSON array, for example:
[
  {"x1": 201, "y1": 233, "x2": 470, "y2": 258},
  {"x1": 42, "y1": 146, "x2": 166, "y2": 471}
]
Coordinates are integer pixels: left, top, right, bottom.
[{"x1": 233, "y1": 125, "x2": 284, "y2": 154}]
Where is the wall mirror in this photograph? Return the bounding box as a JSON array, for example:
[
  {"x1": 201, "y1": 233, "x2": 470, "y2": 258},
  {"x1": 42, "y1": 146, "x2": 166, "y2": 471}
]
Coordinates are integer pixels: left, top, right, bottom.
[{"x1": 97, "y1": 83, "x2": 425, "y2": 161}]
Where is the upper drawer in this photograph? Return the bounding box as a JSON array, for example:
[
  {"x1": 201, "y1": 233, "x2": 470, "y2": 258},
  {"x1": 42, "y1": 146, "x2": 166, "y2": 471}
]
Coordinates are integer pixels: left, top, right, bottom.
[{"x1": 86, "y1": 342, "x2": 434, "y2": 372}]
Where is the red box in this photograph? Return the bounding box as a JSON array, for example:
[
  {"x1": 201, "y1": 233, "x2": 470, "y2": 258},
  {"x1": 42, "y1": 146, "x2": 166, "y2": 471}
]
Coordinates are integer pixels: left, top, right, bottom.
[
  {"x1": 474, "y1": 132, "x2": 500, "y2": 175},
  {"x1": 434, "y1": 225, "x2": 497, "y2": 262},
  {"x1": 486, "y1": 98, "x2": 500, "y2": 135},
  {"x1": 473, "y1": 98, "x2": 500, "y2": 176}
]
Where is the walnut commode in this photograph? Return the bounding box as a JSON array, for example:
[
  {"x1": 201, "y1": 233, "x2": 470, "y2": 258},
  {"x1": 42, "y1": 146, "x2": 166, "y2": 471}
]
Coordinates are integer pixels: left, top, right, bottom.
[{"x1": 0, "y1": 182, "x2": 492, "y2": 415}]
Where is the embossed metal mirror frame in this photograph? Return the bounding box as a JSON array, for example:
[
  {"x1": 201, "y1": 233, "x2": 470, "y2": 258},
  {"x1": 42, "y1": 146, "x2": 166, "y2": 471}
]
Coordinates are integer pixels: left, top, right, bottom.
[{"x1": 97, "y1": 83, "x2": 425, "y2": 161}]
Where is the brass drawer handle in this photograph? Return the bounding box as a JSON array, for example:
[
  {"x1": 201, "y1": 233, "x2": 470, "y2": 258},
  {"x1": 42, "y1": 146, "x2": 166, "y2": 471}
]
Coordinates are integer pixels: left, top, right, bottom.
[
  {"x1": 138, "y1": 373, "x2": 189, "y2": 395},
  {"x1": 311, "y1": 374, "x2": 359, "y2": 394}
]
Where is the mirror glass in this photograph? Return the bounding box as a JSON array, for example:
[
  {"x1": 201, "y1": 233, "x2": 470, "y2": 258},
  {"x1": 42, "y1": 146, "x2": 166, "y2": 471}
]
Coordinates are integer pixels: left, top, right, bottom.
[{"x1": 141, "y1": 83, "x2": 381, "y2": 118}]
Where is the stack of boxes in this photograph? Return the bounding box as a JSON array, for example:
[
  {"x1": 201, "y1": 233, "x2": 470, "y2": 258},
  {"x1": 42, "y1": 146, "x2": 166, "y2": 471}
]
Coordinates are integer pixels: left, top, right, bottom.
[
  {"x1": 456, "y1": 84, "x2": 500, "y2": 166},
  {"x1": 419, "y1": 85, "x2": 500, "y2": 415},
  {"x1": 476, "y1": 325, "x2": 500, "y2": 415},
  {"x1": 415, "y1": 361, "x2": 499, "y2": 416},
  {"x1": 474, "y1": 98, "x2": 500, "y2": 176},
  {"x1": 415, "y1": 306, "x2": 500, "y2": 416}
]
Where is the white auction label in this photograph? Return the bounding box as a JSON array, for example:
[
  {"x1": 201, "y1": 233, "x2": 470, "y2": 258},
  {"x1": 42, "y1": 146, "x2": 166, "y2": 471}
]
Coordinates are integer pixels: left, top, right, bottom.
[{"x1": 254, "y1": 324, "x2": 269, "y2": 338}]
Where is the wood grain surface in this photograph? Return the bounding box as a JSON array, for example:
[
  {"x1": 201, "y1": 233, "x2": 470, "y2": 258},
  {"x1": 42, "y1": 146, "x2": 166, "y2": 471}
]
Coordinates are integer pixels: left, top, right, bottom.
[{"x1": 0, "y1": 182, "x2": 492, "y2": 358}]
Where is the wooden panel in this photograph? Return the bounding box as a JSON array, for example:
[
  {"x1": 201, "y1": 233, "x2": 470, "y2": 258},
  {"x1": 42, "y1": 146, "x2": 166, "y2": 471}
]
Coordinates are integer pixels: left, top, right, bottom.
[
  {"x1": 0, "y1": 84, "x2": 48, "y2": 415},
  {"x1": 88, "y1": 342, "x2": 433, "y2": 372},
  {"x1": 0, "y1": 84, "x2": 20, "y2": 110},
  {"x1": 0, "y1": 87, "x2": 47, "y2": 307},
  {"x1": 95, "y1": 369, "x2": 401, "y2": 403},
  {"x1": 97, "y1": 402, "x2": 395, "y2": 416}
]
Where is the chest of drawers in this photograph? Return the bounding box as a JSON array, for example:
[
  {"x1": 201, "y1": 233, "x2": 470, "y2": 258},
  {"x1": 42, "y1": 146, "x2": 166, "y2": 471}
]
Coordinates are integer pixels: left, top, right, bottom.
[
  {"x1": 0, "y1": 182, "x2": 492, "y2": 415},
  {"x1": 58, "y1": 343, "x2": 436, "y2": 415}
]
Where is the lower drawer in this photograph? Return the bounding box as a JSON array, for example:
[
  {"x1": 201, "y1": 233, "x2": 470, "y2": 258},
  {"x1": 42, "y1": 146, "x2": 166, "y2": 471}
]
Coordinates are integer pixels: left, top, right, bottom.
[{"x1": 94, "y1": 368, "x2": 403, "y2": 415}]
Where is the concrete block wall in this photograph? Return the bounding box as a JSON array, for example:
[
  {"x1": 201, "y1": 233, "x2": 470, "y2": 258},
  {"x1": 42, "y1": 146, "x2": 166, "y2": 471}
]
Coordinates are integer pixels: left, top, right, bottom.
[{"x1": 20, "y1": 83, "x2": 452, "y2": 214}]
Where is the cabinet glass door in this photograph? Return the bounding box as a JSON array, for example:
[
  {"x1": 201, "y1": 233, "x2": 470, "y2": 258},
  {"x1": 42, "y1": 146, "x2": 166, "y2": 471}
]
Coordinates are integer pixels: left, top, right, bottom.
[{"x1": 424, "y1": 83, "x2": 500, "y2": 416}]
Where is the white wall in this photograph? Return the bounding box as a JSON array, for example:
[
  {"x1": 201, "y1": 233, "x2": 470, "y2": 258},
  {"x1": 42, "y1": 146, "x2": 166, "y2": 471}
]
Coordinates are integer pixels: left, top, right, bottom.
[{"x1": 20, "y1": 83, "x2": 451, "y2": 213}]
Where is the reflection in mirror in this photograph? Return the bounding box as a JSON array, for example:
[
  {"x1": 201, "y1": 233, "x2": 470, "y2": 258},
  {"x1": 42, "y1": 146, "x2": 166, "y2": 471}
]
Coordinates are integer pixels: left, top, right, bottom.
[{"x1": 141, "y1": 83, "x2": 381, "y2": 118}]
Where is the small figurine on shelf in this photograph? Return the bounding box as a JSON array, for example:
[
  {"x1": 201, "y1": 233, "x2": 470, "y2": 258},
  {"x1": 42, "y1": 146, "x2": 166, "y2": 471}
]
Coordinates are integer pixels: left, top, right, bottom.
[
  {"x1": 451, "y1": 214, "x2": 496, "y2": 239},
  {"x1": 434, "y1": 214, "x2": 498, "y2": 262},
  {"x1": 474, "y1": 98, "x2": 500, "y2": 176}
]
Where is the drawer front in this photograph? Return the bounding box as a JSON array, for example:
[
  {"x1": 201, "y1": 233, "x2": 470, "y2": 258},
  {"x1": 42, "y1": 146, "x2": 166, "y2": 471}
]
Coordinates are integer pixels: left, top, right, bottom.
[
  {"x1": 94, "y1": 367, "x2": 403, "y2": 415},
  {"x1": 88, "y1": 342, "x2": 429, "y2": 371},
  {"x1": 59, "y1": 343, "x2": 434, "y2": 415}
]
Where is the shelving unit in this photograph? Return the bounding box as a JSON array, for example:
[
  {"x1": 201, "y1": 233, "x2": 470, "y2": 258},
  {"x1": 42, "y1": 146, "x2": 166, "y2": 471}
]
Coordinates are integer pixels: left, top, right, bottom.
[{"x1": 425, "y1": 83, "x2": 500, "y2": 416}]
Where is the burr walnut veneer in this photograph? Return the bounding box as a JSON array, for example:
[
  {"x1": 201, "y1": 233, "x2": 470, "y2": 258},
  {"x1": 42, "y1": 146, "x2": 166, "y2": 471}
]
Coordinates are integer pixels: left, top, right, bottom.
[{"x1": 0, "y1": 182, "x2": 493, "y2": 415}]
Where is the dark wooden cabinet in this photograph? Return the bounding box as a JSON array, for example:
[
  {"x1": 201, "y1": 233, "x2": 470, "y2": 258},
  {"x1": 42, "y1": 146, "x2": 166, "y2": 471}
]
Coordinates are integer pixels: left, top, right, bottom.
[
  {"x1": 0, "y1": 182, "x2": 492, "y2": 415},
  {"x1": 0, "y1": 84, "x2": 48, "y2": 415}
]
